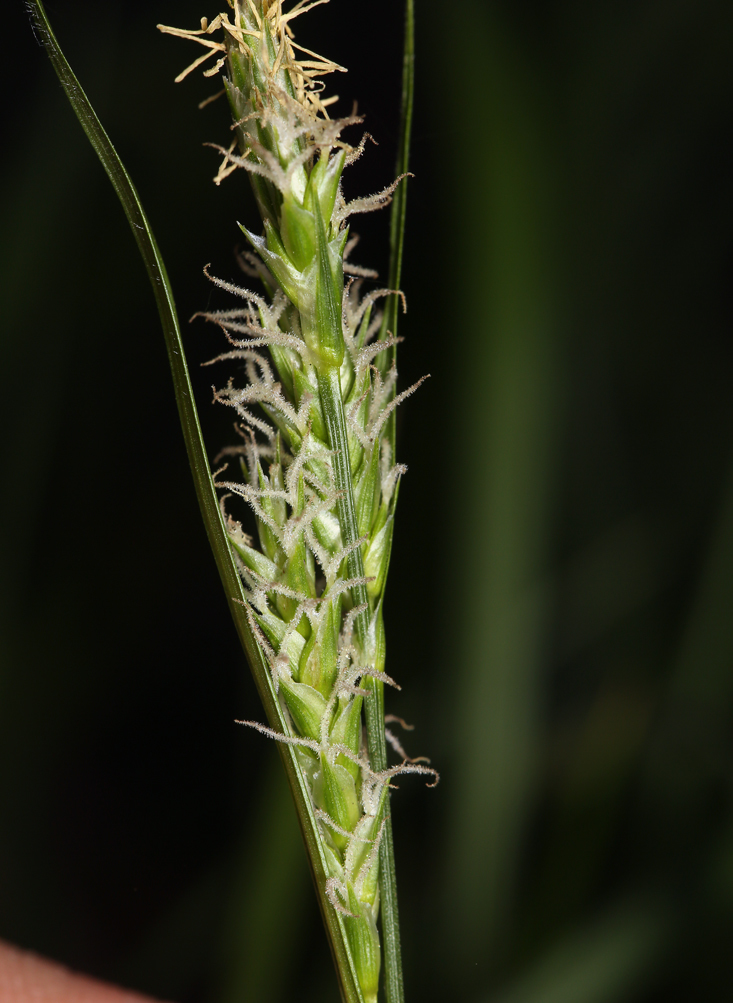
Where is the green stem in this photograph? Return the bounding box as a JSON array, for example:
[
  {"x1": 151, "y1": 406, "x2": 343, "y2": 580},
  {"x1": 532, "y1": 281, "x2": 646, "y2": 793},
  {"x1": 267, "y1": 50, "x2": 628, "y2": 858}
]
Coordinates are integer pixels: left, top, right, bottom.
[
  {"x1": 317, "y1": 366, "x2": 403, "y2": 1003},
  {"x1": 365, "y1": 680, "x2": 403, "y2": 1003}
]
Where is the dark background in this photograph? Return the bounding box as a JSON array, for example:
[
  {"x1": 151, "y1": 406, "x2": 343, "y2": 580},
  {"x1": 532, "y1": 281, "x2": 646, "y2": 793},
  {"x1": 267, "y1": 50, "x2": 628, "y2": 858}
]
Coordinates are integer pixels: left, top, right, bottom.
[{"x1": 2, "y1": 1, "x2": 733, "y2": 1001}]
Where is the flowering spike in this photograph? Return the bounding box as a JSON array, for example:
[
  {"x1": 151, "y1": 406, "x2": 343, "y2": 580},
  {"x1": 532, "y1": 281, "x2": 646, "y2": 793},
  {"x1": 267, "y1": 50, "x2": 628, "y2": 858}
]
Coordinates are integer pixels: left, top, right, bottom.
[{"x1": 158, "y1": 3, "x2": 434, "y2": 998}]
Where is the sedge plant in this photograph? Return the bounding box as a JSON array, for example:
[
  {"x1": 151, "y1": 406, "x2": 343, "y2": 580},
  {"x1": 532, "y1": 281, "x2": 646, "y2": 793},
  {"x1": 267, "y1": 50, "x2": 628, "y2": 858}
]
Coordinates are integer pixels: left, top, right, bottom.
[{"x1": 28, "y1": 1, "x2": 434, "y2": 1002}]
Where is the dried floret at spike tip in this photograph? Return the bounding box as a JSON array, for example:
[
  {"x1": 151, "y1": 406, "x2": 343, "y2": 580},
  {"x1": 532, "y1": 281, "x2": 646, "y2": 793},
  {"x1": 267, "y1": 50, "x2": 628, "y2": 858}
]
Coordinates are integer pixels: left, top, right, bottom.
[{"x1": 158, "y1": 3, "x2": 436, "y2": 1000}]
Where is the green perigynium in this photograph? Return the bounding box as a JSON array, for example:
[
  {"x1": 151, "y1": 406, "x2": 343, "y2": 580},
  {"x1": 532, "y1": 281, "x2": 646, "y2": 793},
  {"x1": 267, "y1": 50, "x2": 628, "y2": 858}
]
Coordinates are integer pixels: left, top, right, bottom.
[{"x1": 159, "y1": 4, "x2": 435, "y2": 1000}]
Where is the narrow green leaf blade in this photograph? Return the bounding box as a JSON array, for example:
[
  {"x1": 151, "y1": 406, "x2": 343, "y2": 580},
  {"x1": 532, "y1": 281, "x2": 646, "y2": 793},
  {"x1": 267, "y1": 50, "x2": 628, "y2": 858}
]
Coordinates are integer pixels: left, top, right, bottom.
[
  {"x1": 27, "y1": 3, "x2": 364, "y2": 1001},
  {"x1": 381, "y1": 0, "x2": 415, "y2": 375},
  {"x1": 376, "y1": 5, "x2": 415, "y2": 1002}
]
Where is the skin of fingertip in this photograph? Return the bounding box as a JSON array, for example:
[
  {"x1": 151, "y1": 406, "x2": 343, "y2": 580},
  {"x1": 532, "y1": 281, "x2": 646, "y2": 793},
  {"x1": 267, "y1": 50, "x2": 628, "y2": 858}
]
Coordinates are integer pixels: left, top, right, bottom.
[{"x1": 0, "y1": 941, "x2": 167, "y2": 1003}]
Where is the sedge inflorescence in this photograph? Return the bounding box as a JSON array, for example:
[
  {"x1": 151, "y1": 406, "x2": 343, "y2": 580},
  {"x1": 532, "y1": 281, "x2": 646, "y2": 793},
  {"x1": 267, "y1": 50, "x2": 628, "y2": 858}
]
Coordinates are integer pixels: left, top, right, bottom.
[{"x1": 158, "y1": 3, "x2": 435, "y2": 999}]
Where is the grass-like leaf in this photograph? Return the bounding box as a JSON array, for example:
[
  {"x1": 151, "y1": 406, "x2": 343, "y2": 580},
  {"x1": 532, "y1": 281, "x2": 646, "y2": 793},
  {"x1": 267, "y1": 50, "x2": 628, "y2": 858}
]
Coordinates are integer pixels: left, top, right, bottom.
[
  {"x1": 368, "y1": 4, "x2": 414, "y2": 1002},
  {"x1": 26, "y1": 1, "x2": 365, "y2": 1000}
]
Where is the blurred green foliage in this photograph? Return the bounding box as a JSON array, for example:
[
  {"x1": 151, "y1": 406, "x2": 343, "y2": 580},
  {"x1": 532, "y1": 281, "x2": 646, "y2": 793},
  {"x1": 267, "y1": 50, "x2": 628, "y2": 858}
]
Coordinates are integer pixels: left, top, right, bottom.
[{"x1": 2, "y1": 1, "x2": 732, "y2": 1001}]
